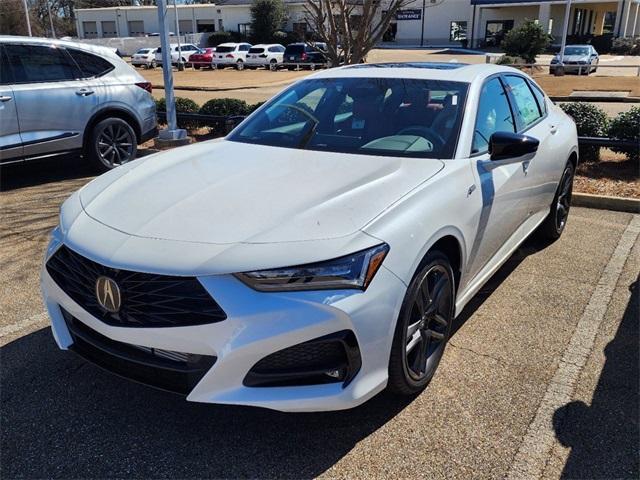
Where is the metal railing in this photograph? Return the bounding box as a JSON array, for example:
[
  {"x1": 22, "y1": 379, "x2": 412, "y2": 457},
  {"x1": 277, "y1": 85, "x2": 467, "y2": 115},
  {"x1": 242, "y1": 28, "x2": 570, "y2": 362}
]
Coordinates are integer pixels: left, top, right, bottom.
[
  {"x1": 157, "y1": 111, "x2": 639, "y2": 151},
  {"x1": 494, "y1": 62, "x2": 640, "y2": 76}
]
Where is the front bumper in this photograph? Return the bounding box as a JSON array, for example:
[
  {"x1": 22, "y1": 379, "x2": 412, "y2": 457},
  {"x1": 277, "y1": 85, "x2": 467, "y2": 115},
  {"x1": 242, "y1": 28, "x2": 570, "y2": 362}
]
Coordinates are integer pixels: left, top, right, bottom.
[{"x1": 41, "y1": 237, "x2": 406, "y2": 412}]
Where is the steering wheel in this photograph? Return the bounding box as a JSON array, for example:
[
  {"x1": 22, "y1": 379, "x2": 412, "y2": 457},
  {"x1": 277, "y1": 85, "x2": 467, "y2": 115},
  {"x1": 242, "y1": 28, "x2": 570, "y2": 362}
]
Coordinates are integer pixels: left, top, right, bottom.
[
  {"x1": 396, "y1": 126, "x2": 446, "y2": 149},
  {"x1": 277, "y1": 103, "x2": 319, "y2": 125}
]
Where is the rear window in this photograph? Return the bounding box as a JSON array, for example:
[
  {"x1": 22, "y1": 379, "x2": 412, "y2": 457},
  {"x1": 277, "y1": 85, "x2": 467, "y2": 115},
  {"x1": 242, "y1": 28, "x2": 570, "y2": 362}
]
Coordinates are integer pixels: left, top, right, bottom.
[
  {"x1": 216, "y1": 46, "x2": 235, "y2": 53},
  {"x1": 249, "y1": 47, "x2": 265, "y2": 54},
  {"x1": 136, "y1": 48, "x2": 150, "y2": 54},
  {"x1": 285, "y1": 45, "x2": 304, "y2": 54},
  {"x1": 67, "y1": 48, "x2": 114, "y2": 78}
]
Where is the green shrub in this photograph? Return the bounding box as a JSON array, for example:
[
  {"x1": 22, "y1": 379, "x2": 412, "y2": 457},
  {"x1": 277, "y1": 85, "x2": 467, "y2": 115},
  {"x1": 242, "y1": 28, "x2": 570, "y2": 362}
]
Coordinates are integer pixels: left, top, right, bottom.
[
  {"x1": 207, "y1": 30, "x2": 242, "y2": 47},
  {"x1": 249, "y1": 101, "x2": 266, "y2": 113},
  {"x1": 200, "y1": 98, "x2": 250, "y2": 117},
  {"x1": 156, "y1": 96, "x2": 201, "y2": 130},
  {"x1": 502, "y1": 20, "x2": 551, "y2": 63},
  {"x1": 560, "y1": 102, "x2": 609, "y2": 162},
  {"x1": 608, "y1": 106, "x2": 640, "y2": 162},
  {"x1": 611, "y1": 37, "x2": 640, "y2": 55},
  {"x1": 495, "y1": 55, "x2": 527, "y2": 65}
]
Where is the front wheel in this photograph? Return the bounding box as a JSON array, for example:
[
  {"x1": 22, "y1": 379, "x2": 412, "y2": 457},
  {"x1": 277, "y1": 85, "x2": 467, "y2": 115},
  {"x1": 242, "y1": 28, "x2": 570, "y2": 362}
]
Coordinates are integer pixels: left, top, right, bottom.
[
  {"x1": 87, "y1": 117, "x2": 137, "y2": 172},
  {"x1": 387, "y1": 251, "x2": 455, "y2": 395},
  {"x1": 536, "y1": 162, "x2": 575, "y2": 242},
  {"x1": 236, "y1": 60, "x2": 244, "y2": 71}
]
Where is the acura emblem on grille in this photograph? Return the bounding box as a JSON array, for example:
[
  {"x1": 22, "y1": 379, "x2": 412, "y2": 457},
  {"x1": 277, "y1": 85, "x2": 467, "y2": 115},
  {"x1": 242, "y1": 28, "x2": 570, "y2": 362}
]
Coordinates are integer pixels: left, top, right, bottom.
[{"x1": 95, "y1": 276, "x2": 121, "y2": 313}]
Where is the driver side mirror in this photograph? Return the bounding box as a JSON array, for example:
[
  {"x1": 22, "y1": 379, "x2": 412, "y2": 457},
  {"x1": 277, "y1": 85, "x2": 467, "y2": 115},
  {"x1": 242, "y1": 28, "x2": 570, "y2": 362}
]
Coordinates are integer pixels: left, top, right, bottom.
[{"x1": 489, "y1": 131, "x2": 539, "y2": 161}]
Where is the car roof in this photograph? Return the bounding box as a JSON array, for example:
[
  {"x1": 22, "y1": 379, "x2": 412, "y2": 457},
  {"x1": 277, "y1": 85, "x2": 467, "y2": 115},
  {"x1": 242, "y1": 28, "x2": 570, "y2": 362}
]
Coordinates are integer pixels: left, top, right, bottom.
[
  {"x1": 309, "y1": 62, "x2": 523, "y2": 84},
  {"x1": 251, "y1": 44, "x2": 282, "y2": 48},
  {"x1": 0, "y1": 35, "x2": 120, "y2": 59},
  {"x1": 565, "y1": 44, "x2": 592, "y2": 48},
  {"x1": 218, "y1": 42, "x2": 250, "y2": 47}
]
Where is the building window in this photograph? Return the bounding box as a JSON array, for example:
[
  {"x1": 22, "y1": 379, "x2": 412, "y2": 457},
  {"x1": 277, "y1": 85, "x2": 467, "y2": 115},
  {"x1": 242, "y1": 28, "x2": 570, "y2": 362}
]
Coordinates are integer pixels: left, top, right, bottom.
[
  {"x1": 82, "y1": 21, "x2": 98, "y2": 38},
  {"x1": 602, "y1": 11, "x2": 616, "y2": 34},
  {"x1": 127, "y1": 21, "x2": 144, "y2": 37},
  {"x1": 238, "y1": 23, "x2": 251, "y2": 36},
  {"x1": 293, "y1": 22, "x2": 308, "y2": 36},
  {"x1": 450, "y1": 21, "x2": 467, "y2": 41},
  {"x1": 218, "y1": 19, "x2": 224, "y2": 31},
  {"x1": 196, "y1": 20, "x2": 215, "y2": 33},
  {"x1": 101, "y1": 21, "x2": 117, "y2": 38},
  {"x1": 485, "y1": 20, "x2": 513, "y2": 47}
]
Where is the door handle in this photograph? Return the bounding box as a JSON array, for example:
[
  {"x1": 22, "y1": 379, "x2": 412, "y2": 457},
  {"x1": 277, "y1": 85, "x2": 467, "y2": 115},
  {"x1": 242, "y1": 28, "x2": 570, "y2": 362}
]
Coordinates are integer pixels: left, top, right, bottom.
[
  {"x1": 549, "y1": 124, "x2": 558, "y2": 134},
  {"x1": 76, "y1": 89, "x2": 95, "y2": 96},
  {"x1": 0, "y1": 95, "x2": 12, "y2": 102}
]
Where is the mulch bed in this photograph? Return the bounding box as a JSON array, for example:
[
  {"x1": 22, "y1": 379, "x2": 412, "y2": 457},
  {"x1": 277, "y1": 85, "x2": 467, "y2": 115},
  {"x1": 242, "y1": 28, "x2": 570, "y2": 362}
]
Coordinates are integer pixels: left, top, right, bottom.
[{"x1": 574, "y1": 150, "x2": 639, "y2": 199}]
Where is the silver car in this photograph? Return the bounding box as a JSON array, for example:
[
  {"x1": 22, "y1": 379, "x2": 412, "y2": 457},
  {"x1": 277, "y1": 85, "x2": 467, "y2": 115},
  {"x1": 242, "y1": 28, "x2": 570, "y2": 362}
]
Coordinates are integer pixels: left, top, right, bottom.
[
  {"x1": 0, "y1": 36, "x2": 157, "y2": 171},
  {"x1": 549, "y1": 45, "x2": 599, "y2": 75}
]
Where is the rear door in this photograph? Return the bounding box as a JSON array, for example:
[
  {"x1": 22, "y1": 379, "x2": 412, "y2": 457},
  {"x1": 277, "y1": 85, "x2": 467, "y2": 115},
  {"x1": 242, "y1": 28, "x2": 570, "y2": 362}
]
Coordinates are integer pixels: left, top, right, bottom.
[
  {"x1": 0, "y1": 45, "x2": 22, "y2": 163},
  {"x1": 5, "y1": 42, "x2": 98, "y2": 159}
]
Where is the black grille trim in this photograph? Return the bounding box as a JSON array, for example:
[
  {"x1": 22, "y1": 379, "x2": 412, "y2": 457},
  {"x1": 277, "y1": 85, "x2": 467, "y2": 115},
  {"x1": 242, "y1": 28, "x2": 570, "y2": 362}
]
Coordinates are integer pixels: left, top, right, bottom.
[
  {"x1": 243, "y1": 330, "x2": 361, "y2": 388},
  {"x1": 62, "y1": 309, "x2": 216, "y2": 395},
  {"x1": 47, "y1": 245, "x2": 227, "y2": 328}
]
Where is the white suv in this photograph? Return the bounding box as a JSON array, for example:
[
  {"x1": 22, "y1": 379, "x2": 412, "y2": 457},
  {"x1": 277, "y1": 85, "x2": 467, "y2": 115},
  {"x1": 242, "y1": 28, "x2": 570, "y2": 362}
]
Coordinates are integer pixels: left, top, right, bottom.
[
  {"x1": 155, "y1": 43, "x2": 200, "y2": 67},
  {"x1": 213, "y1": 43, "x2": 252, "y2": 70},
  {"x1": 0, "y1": 36, "x2": 157, "y2": 171},
  {"x1": 131, "y1": 47, "x2": 158, "y2": 68},
  {"x1": 245, "y1": 44, "x2": 285, "y2": 69}
]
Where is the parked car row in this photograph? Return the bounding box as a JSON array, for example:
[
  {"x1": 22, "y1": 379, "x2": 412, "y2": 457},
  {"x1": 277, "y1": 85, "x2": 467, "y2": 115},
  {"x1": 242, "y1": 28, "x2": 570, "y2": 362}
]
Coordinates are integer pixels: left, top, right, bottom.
[{"x1": 131, "y1": 42, "x2": 330, "y2": 71}]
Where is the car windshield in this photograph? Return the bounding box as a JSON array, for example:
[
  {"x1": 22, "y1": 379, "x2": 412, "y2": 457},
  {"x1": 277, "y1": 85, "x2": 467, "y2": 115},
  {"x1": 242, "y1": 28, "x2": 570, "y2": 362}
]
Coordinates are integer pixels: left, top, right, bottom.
[
  {"x1": 216, "y1": 46, "x2": 235, "y2": 53},
  {"x1": 136, "y1": 49, "x2": 150, "y2": 54},
  {"x1": 229, "y1": 77, "x2": 468, "y2": 159},
  {"x1": 564, "y1": 47, "x2": 590, "y2": 56}
]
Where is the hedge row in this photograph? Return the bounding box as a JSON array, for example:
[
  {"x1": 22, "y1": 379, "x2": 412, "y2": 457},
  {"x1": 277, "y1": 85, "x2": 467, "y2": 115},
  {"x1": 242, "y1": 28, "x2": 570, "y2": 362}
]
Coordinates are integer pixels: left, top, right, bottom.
[
  {"x1": 155, "y1": 97, "x2": 264, "y2": 133},
  {"x1": 559, "y1": 104, "x2": 639, "y2": 163}
]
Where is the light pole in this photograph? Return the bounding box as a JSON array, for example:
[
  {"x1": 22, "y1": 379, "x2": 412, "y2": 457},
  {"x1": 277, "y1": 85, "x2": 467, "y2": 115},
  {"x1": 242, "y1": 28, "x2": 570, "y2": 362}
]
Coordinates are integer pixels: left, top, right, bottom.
[
  {"x1": 156, "y1": 0, "x2": 187, "y2": 143},
  {"x1": 48, "y1": 0, "x2": 56, "y2": 38},
  {"x1": 173, "y1": 0, "x2": 184, "y2": 71},
  {"x1": 21, "y1": 0, "x2": 32, "y2": 36},
  {"x1": 557, "y1": 0, "x2": 573, "y2": 75}
]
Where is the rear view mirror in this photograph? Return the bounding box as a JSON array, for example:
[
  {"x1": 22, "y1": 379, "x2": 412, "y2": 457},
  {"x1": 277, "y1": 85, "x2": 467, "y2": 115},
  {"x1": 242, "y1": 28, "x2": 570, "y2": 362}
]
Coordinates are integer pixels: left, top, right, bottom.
[{"x1": 489, "y1": 131, "x2": 539, "y2": 161}]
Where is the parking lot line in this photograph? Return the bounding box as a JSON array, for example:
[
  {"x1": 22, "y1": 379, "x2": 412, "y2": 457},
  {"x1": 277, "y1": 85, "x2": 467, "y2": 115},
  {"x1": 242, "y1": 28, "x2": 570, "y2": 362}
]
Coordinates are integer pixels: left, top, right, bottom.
[{"x1": 507, "y1": 214, "x2": 640, "y2": 480}]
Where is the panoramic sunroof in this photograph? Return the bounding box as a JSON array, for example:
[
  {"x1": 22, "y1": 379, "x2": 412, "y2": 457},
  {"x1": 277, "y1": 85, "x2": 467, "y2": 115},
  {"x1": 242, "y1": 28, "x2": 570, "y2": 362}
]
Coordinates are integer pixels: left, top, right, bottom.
[{"x1": 346, "y1": 62, "x2": 468, "y2": 70}]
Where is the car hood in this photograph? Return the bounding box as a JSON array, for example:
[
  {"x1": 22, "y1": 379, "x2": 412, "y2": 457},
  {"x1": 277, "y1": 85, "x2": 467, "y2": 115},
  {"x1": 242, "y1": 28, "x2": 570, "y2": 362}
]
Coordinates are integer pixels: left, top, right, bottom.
[{"x1": 79, "y1": 140, "x2": 444, "y2": 245}]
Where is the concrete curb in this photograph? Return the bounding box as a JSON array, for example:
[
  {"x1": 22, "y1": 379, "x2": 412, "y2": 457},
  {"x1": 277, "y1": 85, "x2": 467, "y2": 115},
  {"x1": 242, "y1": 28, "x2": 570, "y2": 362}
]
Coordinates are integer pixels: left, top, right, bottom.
[{"x1": 573, "y1": 192, "x2": 640, "y2": 213}]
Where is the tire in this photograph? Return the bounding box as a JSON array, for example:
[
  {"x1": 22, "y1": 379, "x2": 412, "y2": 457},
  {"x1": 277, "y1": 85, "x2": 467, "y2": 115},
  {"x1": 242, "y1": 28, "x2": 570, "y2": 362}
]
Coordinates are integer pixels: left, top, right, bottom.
[
  {"x1": 194, "y1": 64, "x2": 201, "y2": 70},
  {"x1": 236, "y1": 60, "x2": 244, "y2": 71},
  {"x1": 269, "y1": 59, "x2": 277, "y2": 71},
  {"x1": 387, "y1": 250, "x2": 455, "y2": 395},
  {"x1": 536, "y1": 161, "x2": 575, "y2": 242},
  {"x1": 87, "y1": 117, "x2": 137, "y2": 172}
]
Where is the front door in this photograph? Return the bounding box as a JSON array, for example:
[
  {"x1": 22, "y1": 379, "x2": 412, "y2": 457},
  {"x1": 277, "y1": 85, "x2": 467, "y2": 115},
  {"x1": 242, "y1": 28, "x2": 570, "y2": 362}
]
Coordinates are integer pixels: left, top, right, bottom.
[
  {"x1": 0, "y1": 46, "x2": 22, "y2": 163},
  {"x1": 465, "y1": 76, "x2": 530, "y2": 282},
  {"x1": 4, "y1": 42, "x2": 98, "y2": 159}
]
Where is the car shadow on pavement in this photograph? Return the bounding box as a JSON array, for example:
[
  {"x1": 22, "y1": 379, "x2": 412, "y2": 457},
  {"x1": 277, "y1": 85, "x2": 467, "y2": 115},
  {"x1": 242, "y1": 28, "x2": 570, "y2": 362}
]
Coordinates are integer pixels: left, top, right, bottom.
[
  {"x1": 552, "y1": 277, "x2": 639, "y2": 479},
  {"x1": 0, "y1": 327, "x2": 417, "y2": 479},
  {"x1": 0, "y1": 237, "x2": 553, "y2": 479}
]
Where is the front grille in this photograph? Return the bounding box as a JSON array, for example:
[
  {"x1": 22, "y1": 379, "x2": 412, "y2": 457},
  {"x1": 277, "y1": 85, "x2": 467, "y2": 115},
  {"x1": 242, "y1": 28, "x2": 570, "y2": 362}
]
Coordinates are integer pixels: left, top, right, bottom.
[
  {"x1": 47, "y1": 245, "x2": 226, "y2": 328},
  {"x1": 62, "y1": 309, "x2": 216, "y2": 395},
  {"x1": 244, "y1": 330, "x2": 361, "y2": 388}
]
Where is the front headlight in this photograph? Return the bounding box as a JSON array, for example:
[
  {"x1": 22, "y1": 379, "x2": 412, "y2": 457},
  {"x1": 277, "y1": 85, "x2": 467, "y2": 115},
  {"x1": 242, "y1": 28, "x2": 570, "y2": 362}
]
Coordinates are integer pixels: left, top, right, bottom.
[{"x1": 235, "y1": 244, "x2": 390, "y2": 292}]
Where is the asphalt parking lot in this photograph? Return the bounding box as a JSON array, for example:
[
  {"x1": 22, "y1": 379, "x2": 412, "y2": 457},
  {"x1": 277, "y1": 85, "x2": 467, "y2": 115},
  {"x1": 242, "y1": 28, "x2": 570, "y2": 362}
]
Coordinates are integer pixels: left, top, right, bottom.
[{"x1": 1, "y1": 158, "x2": 639, "y2": 479}]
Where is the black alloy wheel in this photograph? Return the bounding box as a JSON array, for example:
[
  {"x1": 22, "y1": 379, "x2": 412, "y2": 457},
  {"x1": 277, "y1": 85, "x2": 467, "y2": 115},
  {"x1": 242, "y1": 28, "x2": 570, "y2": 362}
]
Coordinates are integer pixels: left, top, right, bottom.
[{"x1": 388, "y1": 251, "x2": 455, "y2": 395}]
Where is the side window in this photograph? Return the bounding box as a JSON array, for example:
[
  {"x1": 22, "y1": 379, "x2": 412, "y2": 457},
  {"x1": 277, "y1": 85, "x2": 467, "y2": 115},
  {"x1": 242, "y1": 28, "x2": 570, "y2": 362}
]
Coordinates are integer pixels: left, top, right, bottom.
[
  {"x1": 528, "y1": 80, "x2": 547, "y2": 116},
  {"x1": 472, "y1": 77, "x2": 515, "y2": 154},
  {"x1": 4, "y1": 44, "x2": 79, "y2": 84},
  {"x1": 240, "y1": 44, "x2": 250, "y2": 52},
  {"x1": 503, "y1": 75, "x2": 542, "y2": 130},
  {"x1": 67, "y1": 48, "x2": 114, "y2": 78},
  {"x1": 0, "y1": 47, "x2": 13, "y2": 85}
]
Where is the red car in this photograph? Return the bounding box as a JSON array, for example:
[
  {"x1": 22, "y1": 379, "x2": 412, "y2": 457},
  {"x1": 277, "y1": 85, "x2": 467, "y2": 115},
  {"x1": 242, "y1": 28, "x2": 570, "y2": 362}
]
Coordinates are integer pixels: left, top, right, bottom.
[{"x1": 188, "y1": 48, "x2": 215, "y2": 69}]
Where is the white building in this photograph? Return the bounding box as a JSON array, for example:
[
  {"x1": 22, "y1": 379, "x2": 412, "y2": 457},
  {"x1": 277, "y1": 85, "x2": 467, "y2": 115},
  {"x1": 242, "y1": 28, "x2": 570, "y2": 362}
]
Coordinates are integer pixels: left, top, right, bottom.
[{"x1": 74, "y1": 0, "x2": 640, "y2": 46}]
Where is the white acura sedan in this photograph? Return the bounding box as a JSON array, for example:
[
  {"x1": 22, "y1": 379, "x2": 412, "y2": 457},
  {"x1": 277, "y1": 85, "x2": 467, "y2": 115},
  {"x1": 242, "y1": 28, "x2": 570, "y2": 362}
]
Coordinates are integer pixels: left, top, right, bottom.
[{"x1": 42, "y1": 63, "x2": 578, "y2": 412}]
